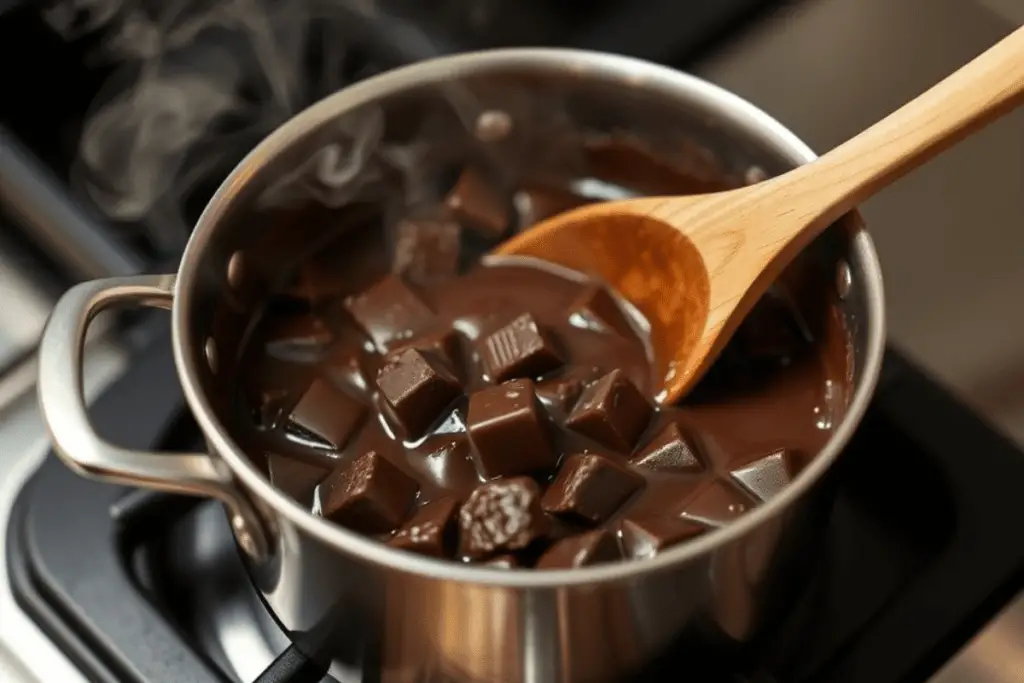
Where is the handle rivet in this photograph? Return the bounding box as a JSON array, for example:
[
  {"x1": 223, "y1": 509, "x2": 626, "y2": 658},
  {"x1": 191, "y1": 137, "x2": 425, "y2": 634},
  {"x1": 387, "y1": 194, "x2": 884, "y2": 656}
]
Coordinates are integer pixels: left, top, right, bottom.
[{"x1": 836, "y1": 261, "x2": 853, "y2": 300}]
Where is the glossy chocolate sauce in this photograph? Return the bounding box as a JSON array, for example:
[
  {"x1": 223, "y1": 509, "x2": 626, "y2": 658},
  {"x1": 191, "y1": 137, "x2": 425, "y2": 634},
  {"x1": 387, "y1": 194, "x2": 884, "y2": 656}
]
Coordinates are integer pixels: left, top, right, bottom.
[{"x1": 232, "y1": 138, "x2": 850, "y2": 569}]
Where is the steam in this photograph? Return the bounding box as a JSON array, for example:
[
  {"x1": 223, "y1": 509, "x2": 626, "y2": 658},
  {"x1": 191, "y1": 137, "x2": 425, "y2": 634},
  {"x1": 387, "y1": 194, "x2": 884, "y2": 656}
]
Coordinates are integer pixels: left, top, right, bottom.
[{"x1": 41, "y1": 0, "x2": 422, "y2": 252}]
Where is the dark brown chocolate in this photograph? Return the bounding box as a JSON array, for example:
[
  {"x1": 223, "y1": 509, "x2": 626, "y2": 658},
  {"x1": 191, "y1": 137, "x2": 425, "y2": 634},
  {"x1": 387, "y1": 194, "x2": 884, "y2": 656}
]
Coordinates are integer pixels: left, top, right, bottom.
[
  {"x1": 565, "y1": 370, "x2": 652, "y2": 453},
  {"x1": 376, "y1": 347, "x2": 462, "y2": 439},
  {"x1": 391, "y1": 214, "x2": 462, "y2": 286},
  {"x1": 729, "y1": 448, "x2": 798, "y2": 502},
  {"x1": 466, "y1": 379, "x2": 557, "y2": 478},
  {"x1": 459, "y1": 477, "x2": 546, "y2": 560},
  {"x1": 388, "y1": 497, "x2": 460, "y2": 558},
  {"x1": 678, "y1": 480, "x2": 754, "y2": 528},
  {"x1": 316, "y1": 451, "x2": 418, "y2": 534},
  {"x1": 478, "y1": 313, "x2": 563, "y2": 383},
  {"x1": 445, "y1": 168, "x2": 510, "y2": 239},
  {"x1": 569, "y1": 284, "x2": 634, "y2": 337},
  {"x1": 345, "y1": 276, "x2": 435, "y2": 352},
  {"x1": 536, "y1": 529, "x2": 621, "y2": 568},
  {"x1": 288, "y1": 378, "x2": 366, "y2": 450},
  {"x1": 619, "y1": 516, "x2": 707, "y2": 559},
  {"x1": 541, "y1": 453, "x2": 644, "y2": 525},
  {"x1": 630, "y1": 422, "x2": 703, "y2": 473}
]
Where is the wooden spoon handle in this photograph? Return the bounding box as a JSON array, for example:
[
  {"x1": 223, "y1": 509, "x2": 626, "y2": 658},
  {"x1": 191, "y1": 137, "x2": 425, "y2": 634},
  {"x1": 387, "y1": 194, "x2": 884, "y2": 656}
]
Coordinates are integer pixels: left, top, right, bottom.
[{"x1": 774, "y1": 24, "x2": 1024, "y2": 231}]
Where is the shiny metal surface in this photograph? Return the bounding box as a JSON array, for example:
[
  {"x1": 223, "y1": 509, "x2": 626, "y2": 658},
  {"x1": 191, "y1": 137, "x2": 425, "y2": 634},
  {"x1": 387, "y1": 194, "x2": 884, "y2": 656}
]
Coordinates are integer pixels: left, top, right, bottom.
[
  {"x1": 37, "y1": 49, "x2": 885, "y2": 682},
  {"x1": 36, "y1": 274, "x2": 270, "y2": 561}
]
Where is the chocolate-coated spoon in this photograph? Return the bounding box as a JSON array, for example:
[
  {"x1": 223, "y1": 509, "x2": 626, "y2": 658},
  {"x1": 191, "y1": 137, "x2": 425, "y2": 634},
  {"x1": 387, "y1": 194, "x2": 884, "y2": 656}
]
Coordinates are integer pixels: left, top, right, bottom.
[{"x1": 495, "y1": 26, "x2": 1024, "y2": 405}]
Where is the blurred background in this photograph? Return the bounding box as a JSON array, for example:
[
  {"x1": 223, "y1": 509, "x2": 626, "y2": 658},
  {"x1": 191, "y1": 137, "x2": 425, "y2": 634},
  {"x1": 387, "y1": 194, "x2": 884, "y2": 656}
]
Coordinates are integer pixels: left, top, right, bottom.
[{"x1": 0, "y1": 1, "x2": 1021, "y2": 682}]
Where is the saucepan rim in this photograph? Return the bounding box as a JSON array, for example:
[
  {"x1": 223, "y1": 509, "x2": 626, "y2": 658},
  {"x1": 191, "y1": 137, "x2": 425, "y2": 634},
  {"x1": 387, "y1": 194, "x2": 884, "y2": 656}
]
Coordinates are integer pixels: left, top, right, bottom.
[{"x1": 174, "y1": 47, "x2": 886, "y2": 587}]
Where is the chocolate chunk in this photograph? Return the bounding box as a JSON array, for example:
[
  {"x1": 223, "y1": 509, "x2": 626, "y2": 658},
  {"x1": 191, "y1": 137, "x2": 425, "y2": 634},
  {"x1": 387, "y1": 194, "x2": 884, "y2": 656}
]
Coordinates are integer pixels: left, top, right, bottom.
[
  {"x1": 445, "y1": 168, "x2": 509, "y2": 239},
  {"x1": 536, "y1": 529, "x2": 621, "y2": 569},
  {"x1": 394, "y1": 328, "x2": 463, "y2": 377},
  {"x1": 679, "y1": 480, "x2": 752, "y2": 527},
  {"x1": 459, "y1": 477, "x2": 546, "y2": 560},
  {"x1": 535, "y1": 366, "x2": 598, "y2": 419},
  {"x1": 317, "y1": 451, "x2": 419, "y2": 533},
  {"x1": 630, "y1": 422, "x2": 703, "y2": 472},
  {"x1": 344, "y1": 276, "x2": 435, "y2": 352},
  {"x1": 541, "y1": 453, "x2": 644, "y2": 525},
  {"x1": 254, "y1": 387, "x2": 297, "y2": 430},
  {"x1": 413, "y1": 435, "x2": 483, "y2": 496},
  {"x1": 376, "y1": 348, "x2": 462, "y2": 439},
  {"x1": 730, "y1": 448, "x2": 798, "y2": 502},
  {"x1": 513, "y1": 186, "x2": 587, "y2": 229},
  {"x1": 484, "y1": 554, "x2": 520, "y2": 568},
  {"x1": 478, "y1": 313, "x2": 562, "y2": 383},
  {"x1": 466, "y1": 379, "x2": 557, "y2": 478},
  {"x1": 391, "y1": 214, "x2": 462, "y2": 286},
  {"x1": 267, "y1": 453, "x2": 330, "y2": 504},
  {"x1": 389, "y1": 497, "x2": 460, "y2": 558},
  {"x1": 565, "y1": 370, "x2": 652, "y2": 453},
  {"x1": 620, "y1": 516, "x2": 707, "y2": 559},
  {"x1": 288, "y1": 378, "x2": 367, "y2": 449},
  {"x1": 568, "y1": 284, "x2": 634, "y2": 337}
]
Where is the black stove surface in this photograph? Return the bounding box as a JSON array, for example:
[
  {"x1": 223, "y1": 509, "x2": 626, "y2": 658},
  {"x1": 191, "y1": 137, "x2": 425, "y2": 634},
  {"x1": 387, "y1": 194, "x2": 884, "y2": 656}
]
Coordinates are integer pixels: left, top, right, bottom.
[{"x1": 8, "y1": 335, "x2": 1024, "y2": 683}]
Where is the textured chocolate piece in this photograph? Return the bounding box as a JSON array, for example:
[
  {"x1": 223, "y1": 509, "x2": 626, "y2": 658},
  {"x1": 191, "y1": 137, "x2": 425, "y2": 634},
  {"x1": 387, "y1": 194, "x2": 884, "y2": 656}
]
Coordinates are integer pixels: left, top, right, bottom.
[
  {"x1": 679, "y1": 480, "x2": 753, "y2": 527},
  {"x1": 536, "y1": 529, "x2": 621, "y2": 569},
  {"x1": 568, "y1": 284, "x2": 634, "y2": 337},
  {"x1": 288, "y1": 378, "x2": 367, "y2": 449},
  {"x1": 445, "y1": 168, "x2": 509, "y2": 239},
  {"x1": 620, "y1": 515, "x2": 707, "y2": 559},
  {"x1": 376, "y1": 348, "x2": 463, "y2": 439},
  {"x1": 730, "y1": 448, "x2": 798, "y2": 502},
  {"x1": 565, "y1": 370, "x2": 652, "y2": 452},
  {"x1": 389, "y1": 497, "x2": 460, "y2": 558},
  {"x1": 541, "y1": 453, "x2": 644, "y2": 525},
  {"x1": 318, "y1": 451, "x2": 419, "y2": 533},
  {"x1": 478, "y1": 313, "x2": 563, "y2": 383},
  {"x1": 394, "y1": 328, "x2": 463, "y2": 376},
  {"x1": 459, "y1": 477, "x2": 546, "y2": 560},
  {"x1": 630, "y1": 422, "x2": 703, "y2": 472},
  {"x1": 466, "y1": 379, "x2": 556, "y2": 478},
  {"x1": 391, "y1": 214, "x2": 462, "y2": 286},
  {"x1": 344, "y1": 276, "x2": 435, "y2": 352}
]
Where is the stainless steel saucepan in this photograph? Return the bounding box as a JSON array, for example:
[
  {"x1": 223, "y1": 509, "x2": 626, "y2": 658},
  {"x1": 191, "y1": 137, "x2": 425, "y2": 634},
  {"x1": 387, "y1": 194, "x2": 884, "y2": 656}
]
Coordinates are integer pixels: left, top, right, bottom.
[{"x1": 38, "y1": 49, "x2": 885, "y2": 682}]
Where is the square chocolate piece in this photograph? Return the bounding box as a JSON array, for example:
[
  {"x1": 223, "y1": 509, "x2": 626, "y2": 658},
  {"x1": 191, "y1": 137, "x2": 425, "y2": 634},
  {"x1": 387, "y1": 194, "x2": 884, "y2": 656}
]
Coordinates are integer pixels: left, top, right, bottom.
[
  {"x1": 388, "y1": 497, "x2": 460, "y2": 558},
  {"x1": 678, "y1": 480, "x2": 753, "y2": 528},
  {"x1": 459, "y1": 477, "x2": 546, "y2": 560},
  {"x1": 729, "y1": 448, "x2": 798, "y2": 502},
  {"x1": 445, "y1": 168, "x2": 510, "y2": 239},
  {"x1": 288, "y1": 377, "x2": 367, "y2": 450},
  {"x1": 344, "y1": 276, "x2": 435, "y2": 352},
  {"x1": 317, "y1": 451, "x2": 419, "y2": 534},
  {"x1": 619, "y1": 515, "x2": 706, "y2": 559},
  {"x1": 394, "y1": 328, "x2": 464, "y2": 378},
  {"x1": 568, "y1": 284, "x2": 634, "y2": 338},
  {"x1": 478, "y1": 313, "x2": 563, "y2": 383},
  {"x1": 376, "y1": 348, "x2": 463, "y2": 439},
  {"x1": 630, "y1": 422, "x2": 703, "y2": 473},
  {"x1": 467, "y1": 379, "x2": 557, "y2": 478},
  {"x1": 541, "y1": 453, "x2": 644, "y2": 525},
  {"x1": 267, "y1": 453, "x2": 330, "y2": 505},
  {"x1": 391, "y1": 214, "x2": 462, "y2": 286},
  {"x1": 536, "y1": 529, "x2": 621, "y2": 569},
  {"x1": 565, "y1": 370, "x2": 652, "y2": 453}
]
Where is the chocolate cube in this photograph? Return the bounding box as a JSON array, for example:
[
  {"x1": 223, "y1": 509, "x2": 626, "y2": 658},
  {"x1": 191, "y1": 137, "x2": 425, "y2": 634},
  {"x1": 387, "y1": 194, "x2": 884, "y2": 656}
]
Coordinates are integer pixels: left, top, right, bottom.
[
  {"x1": 536, "y1": 529, "x2": 621, "y2": 569},
  {"x1": 317, "y1": 451, "x2": 419, "y2": 534},
  {"x1": 445, "y1": 168, "x2": 510, "y2": 239},
  {"x1": 534, "y1": 366, "x2": 596, "y2": 419},
  {"x1": 388, "y1": 497, "x2": 460, "y2": 558},
  {"x1": 565, "y1": 370, "x2": 652, "y2": 453},
  {"x1": 730, "y1": 448, "x2": 798, "y2": 502},
  {"x1": 541, "y1": 453, "x2": 644, "y2": 525},
  {"x1": 288, "y1": 378, "x2": 367, "y2": 450},
  {"x1": 478, "y1": 313, "x2": 562, "y2": 383},
  {"x1": 391, "y1": 214, "x2": 462, "y2": 286},
  {"x1": 679, "y1": 480, "x2": 753, "y2": 527},
  {"x1": 459, "y1": 477, "x2": 546, "y2": 560},
  {"x1": 376, "y1": 348, "x2": 463, "y2": 439},
  {"x1": 267, "y1": 453, "x2": 330, "y2": 505},
  {"x1": 630, "y1": 422, "x2": 703, "y2": 473},
  {"x1": 344, "y1": 276, "x2": 435, "y2": 352},
  {"x1": 394, "y1": 328, "x2": 463, "y2": 377},
  {"x1": 466, "y1": 379, "x2": 557, "y2": 478},
  {"x1": 619, "y1": 515, "x2": 706, "y2": 559},
  {"x1": 568, "y1": 284, "x2": 634, "y2": 338}
]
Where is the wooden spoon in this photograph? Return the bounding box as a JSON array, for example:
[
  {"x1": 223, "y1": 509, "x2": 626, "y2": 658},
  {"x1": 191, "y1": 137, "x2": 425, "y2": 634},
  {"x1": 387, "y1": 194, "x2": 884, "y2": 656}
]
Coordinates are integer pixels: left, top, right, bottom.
[{"x1": 495, "y1": 25, "x2": 1024, "y2": 405}]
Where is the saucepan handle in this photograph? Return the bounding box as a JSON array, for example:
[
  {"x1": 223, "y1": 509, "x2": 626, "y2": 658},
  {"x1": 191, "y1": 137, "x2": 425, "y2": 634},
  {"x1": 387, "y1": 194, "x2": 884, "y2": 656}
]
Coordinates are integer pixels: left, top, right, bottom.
[{"x1": 37, "y1": 274, "x2": 270, "y2": 561}]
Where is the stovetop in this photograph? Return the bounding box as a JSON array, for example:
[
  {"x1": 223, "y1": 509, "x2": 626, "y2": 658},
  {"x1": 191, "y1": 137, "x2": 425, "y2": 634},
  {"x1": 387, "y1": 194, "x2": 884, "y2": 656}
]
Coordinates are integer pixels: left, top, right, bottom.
[{"x1": 3, "y1": 333, "x2": 1024, "y2": 683}]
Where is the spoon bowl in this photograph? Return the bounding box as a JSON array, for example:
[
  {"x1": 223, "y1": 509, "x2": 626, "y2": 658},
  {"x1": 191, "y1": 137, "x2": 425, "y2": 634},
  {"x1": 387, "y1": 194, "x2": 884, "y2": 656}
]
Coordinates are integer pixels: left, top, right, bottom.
[{"x1": 497, "y1": 25, "x2": 1024, "y2": 404}]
